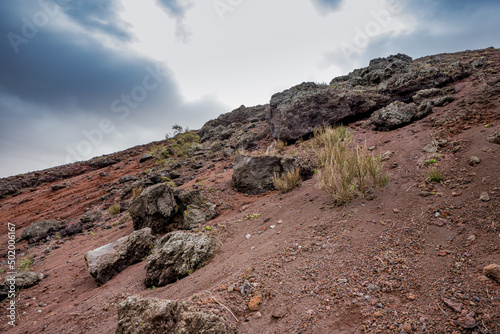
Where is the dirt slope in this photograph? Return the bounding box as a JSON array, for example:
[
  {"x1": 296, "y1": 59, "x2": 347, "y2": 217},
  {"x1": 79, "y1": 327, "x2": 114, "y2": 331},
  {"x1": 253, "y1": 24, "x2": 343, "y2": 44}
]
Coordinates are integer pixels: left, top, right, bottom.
[{"x1": 0, "y1": 48, "x2": 499, "y2": 334}]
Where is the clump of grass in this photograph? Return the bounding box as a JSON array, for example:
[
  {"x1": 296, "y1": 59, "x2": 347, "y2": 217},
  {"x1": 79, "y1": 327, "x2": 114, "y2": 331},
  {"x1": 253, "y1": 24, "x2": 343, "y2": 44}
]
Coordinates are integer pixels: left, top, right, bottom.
[
  {"x1": 18, "y1": 256, "x2": 34, "y2": 272},
  {"x1": 161, "y1": 177, "x2": 177, "y2": 188},
  {"x1": 275, "y1": 139, "x2": 287, "y2": 152},
  {"x1": 244, "y1": 213, "x2": 260, "y2": 220},
  {"x1": 273, "y1": 167, "x2": 302, "y2": 193},
  {"x1": 108, "y1": 203, "x2": 121, "y2": 215},
  {"x1": 427, "y1": 167, "x2": 443, "y2": 182},
  {"x1": 131, "y1": 186, "x2": 143, "y2": 198},
  {"x1": 314, "y1": 126, "x2": 390, "y2": 205}
]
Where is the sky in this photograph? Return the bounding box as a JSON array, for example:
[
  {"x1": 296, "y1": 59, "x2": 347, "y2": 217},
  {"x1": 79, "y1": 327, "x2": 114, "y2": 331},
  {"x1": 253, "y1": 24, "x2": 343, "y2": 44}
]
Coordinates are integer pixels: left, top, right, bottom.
[{"x1": 0, "y1": 0, "x2": 499, "y2": 177}]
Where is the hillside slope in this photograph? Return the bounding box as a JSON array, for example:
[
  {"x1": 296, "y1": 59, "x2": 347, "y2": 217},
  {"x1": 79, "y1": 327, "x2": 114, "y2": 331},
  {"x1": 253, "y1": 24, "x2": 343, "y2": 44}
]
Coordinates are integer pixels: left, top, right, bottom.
[{"x1": 0, "y1": 48, "x2": 499, "y2": 334}]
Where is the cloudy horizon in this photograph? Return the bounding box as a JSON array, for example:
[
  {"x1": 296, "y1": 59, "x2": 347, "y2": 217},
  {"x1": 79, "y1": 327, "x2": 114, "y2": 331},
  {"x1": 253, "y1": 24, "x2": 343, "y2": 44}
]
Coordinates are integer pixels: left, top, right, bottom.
[{"x1": 1, "y1": 0, "x2": 499, "y2": 178}]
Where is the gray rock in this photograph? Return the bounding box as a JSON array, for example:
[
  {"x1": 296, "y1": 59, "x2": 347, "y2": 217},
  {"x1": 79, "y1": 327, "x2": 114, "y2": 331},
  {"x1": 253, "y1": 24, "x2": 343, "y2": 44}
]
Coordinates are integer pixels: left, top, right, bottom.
[
  {"x1": 422, "y1": 144, "x2": 437, "y2": 153},
  {"x1": 412, "y1": 88, "x2": 444, "y2": 103},
  {"x1": 139, "y1": 154, "x2": 154, "y2": 163},
  {"x1": 183, "y1": 204, "x2": 217, "y2": 230},
  {"x1": 116, "y1": 295, "x2": 228, "y2": 334},
  {"x1": 487, "y1": 132, "x2": 500, "y2": 144},
  {"x1": 20, "y1": 220, "x2": 65, "y2": 243},
  {"x1": 469, "y1": 156, "x2": 481, "y2": 166},
  {"x1": 270, "y1": 82, "x2": 390, "y2": 140},
  {"x1": 483, "y1": 264, "x2": 500, "y2": 283},
  {"x1": 84, "y1": 228, "x2": 155, "y2": 285},
  {"x1": 434, "y1": 95, "x2": 455, "y2": 107},
  {"x1": 232, "y1": 155, "x2": 281, "y2": 195},
  {"x1": 371, "y1": 101, "x2": 432, "y2": 130},
  {"x1": 144, "y1": 231, "x2": 216, "y2": 287},
  {"x1": 51, "y1": 183, "x2": 67, "y2": 191},
  {"x1": 480, "y1": 192, "x2": 491, "y2": 202},
  {"x1": 129, "y1": 183, "x2": 178, "y2": 234},
  {"x1": 4, "y1": 272, "x2": 43, "y2": 289},
  {"x1": 119, "y1": 175, "x2": 139, "y2": 184},
  {"x1": 80, "y1": 210, "x2": 102, "y2": 225}
]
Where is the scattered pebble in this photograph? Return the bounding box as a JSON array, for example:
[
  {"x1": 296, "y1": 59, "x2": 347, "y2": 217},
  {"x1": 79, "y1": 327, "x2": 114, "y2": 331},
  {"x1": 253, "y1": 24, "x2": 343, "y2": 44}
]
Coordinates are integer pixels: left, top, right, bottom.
[{"x1": 480, "y1": 192, "x2": 490, "y2": 202}]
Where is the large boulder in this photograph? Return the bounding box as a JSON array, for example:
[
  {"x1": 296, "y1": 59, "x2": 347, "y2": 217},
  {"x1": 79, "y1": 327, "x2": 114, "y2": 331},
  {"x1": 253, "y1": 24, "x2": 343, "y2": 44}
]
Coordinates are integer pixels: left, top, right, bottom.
[
  {"x1": 129, "y1": 183, "x2": 178, "y2": 234},
  {"x1": 269, "y1": 82, "x2": 390, "y2": 141},
  {"x1": 20, "y1": 220, "x2": 65, "y2": 243},
  {"x1": 4, "y1": 271, "x2": 44, "y2": 289},
  {"x1": 84, "y1": 228, "x2": 155, "y2": 285},
  {"x1": 176, "y1": 189, "x2": 217, "y2": 230},
  {"x1": 144, "y1": 231, "x2": 216, "y2": 287},
  {"x1": 231, "y1": 155, "x2": 313, "y2": 195},
  {"x1": 370, "y1": 101, "x2": 433, "y2": 130},
  {"x1": 116, "y1": 295, "x2": 228, "y2": 334}
]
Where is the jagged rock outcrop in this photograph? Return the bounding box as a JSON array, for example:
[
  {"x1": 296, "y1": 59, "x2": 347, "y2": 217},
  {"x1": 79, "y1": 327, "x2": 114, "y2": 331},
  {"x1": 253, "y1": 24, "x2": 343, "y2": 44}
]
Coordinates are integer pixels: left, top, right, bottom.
[
  {"x1": 269, "y1": 83, "x2": 390, "y2": 141},
  {"x1": 198, "y1": 104, "x2": 269, "y2": 142},
  {"x1": 84, "y1": 228, "x2": 155, "y2": 285},
  {"x1": 232, "y1": 155, "x2": 313, "y2": 195},
  {"x1": 116, "y1": 295, "x2": 228, "y2": 334},
  {"x1": 144, "y1": 231, "x2": 216, "y2": 287},
  {"x1": 20, "y1": 220, "x2": 65, "y2": 243},
  {"x1": 129, "y1": 183, "x2": 178, "y2": 234},
  {"x1": 370, "y1": 101, "x2": 433, "y2": 130}
]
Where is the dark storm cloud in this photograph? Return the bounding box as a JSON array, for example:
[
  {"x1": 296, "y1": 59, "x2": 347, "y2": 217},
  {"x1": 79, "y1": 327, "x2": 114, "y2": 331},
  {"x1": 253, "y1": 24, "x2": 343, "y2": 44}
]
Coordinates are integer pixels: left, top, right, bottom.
[
  {"x1": 0, "y1": 1, "x2": 226, "y2": 177},
  {"x1": 58, "y1": 0, "x2": 132, "y2": 41}
]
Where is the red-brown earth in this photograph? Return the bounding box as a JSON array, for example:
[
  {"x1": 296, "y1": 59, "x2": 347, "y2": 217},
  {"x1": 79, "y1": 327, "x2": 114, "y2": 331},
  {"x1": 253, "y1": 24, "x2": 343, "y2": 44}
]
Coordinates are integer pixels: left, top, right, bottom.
[{"x1": 0, "y1": 49, "x2": 499, "y2": 334}]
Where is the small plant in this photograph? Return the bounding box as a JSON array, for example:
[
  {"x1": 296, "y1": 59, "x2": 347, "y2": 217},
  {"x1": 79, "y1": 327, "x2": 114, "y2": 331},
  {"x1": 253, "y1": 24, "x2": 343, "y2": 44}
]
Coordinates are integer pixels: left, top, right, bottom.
[
  {"x1": 18, "y1": 256, "x2": 34, "y2": 272},
  {"x1": 144, "y1": 169, "x2": 152, "y2": 175},
  {"x1": 113, "y1": 222, "x2": 118, "y2": 227},
  {"x1": 273, "y1": 167, "x2": 302, "y2": 193},
  {"x1": 205, "y1": 226, "x2": 213, "y2": 231},
  {"x1": 108, "y1": 204, "x2": 121, "y2": 215},
  {"x1": 427, "y1": 167, "x2": 443, "y2": 182},
  {"x1": 131, "y1": 186, "x2": 143, "y2": 198},
  {"x1": 424, "y1": 159, "x2": 437, "y2": 166},
  {"x1": 161, "y1": 177, "x2": 176, "y2": 187},
  {"x1": 244, "y1": 213, "x2": 260, "y2": 220}
]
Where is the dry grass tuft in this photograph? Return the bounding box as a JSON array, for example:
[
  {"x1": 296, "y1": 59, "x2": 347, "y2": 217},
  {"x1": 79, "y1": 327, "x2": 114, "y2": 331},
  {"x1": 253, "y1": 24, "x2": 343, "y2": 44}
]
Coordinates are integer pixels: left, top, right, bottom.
[
  {"x1": 273, "y1": 167, "x2": 302, "y2": 193},
  {"x1": 314, "y1": 126, "x2": 389, "y2": 205}
]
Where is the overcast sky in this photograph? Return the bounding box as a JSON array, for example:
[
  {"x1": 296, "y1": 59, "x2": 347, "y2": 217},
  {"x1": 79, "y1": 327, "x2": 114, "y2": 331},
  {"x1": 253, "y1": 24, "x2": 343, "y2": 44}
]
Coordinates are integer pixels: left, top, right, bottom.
[{"x1": 0, "y1": 0, "x2": 499, "y2": 177}]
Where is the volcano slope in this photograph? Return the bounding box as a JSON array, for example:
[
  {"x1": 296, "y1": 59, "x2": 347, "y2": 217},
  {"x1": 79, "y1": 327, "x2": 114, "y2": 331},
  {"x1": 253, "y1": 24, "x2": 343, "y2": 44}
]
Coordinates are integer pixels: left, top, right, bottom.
[{"x1": 0, "y1": 48, "x2": 499, "y2": 334}]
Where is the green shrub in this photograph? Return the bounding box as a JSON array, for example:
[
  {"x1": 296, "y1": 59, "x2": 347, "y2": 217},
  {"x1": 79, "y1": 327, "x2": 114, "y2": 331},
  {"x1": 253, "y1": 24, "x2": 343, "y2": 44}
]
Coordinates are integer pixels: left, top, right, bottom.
[
  {"x1": 427, "y1": 167, "x2": 443, "y2": 182},
  {"x1": 273, "y1": 167, "x2": 302, "y2": 193}
]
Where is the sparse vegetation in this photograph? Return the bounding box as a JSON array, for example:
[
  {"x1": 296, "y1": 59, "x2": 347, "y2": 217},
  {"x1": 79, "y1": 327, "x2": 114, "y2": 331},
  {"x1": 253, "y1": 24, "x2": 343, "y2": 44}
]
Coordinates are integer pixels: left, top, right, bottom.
[
  {"x1": 314, "y1": 126, "x2": 390, "y2": 205},
  {"x1": 108, "y1": 203, "x2": 121, "y2": 215},
  {"x1": 275, "y1": 139, "x2": 287, "y2": 152},
  {"x1": 424, "y1": 159, "x2": 437, "y2": 166},
  {"x1": 244, "y1": 213, "x2": 260, "y2": 220},
  {"x1": 18, "y1": 256, "x2": 34, "y2": 272},
  {"x1": 149, "y1": 125, "x2": 200, "y2": 165},
  {"x1": 427, "y1": 167, "x2": 443, "y2": 182},
  {"x1": 273, "y1": 167, "x2": 302, "y2": 193},
  {"x1": 131, "y1": 186, "x2": 143, "y2": 198}
]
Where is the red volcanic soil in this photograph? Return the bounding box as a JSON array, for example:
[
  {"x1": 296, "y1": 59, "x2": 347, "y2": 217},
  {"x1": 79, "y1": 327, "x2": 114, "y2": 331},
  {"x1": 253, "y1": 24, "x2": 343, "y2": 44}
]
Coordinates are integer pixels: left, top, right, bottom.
[{"x1": 1, "y1": 59, "x2": 500, "y2": 333}]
